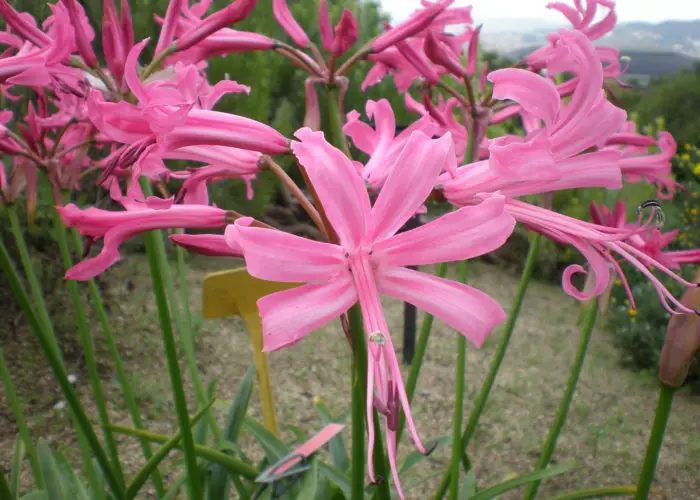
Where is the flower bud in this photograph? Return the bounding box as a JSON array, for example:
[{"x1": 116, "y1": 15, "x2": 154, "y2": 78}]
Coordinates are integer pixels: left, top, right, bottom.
[
  {"x1": 371, "y1": 0, "x2": 452, "y2": 53},
  {"x1": 62, "y1": 0, "x2": 98, "y2": 67},
  {"x1": 331, "y1": 9, "x2": 358, "y2": 56},
  {"x1": 0, "y1": 0, "x2": 51, "y2": 48},
  {"x1": 423, "y1": 31, "x2": 465, "y2": 77},
  {"x1": 176, "y1": 0, "x2": 258, "y2": 52},
  {"x1": 659, "y1": 274, "x2": 700, "y2": 387}
]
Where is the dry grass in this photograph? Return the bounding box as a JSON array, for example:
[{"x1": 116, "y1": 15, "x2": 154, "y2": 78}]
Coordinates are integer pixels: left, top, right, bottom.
[{"x1": 1, "y1": 254, "x2": 699, "y2": 499}]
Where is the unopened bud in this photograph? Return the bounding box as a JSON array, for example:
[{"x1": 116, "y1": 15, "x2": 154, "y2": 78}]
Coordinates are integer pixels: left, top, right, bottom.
[{"x1": 658, "y1": 274, "x2": 700, "y2": 387}]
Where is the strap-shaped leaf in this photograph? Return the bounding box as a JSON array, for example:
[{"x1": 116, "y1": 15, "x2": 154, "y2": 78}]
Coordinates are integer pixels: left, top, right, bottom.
[
  {"x1": 11, "y1": 435, "x2": 25, "y2": 499},
  {"x1": 37, "y1": 441, "x2": 65, "y2": 500},
  {"x1": 208, "y1": 366, "x2": 256, "y2": 500},
  {"x1": 470, "y1": 462, "x2": 576, "y2": 500},
  {"x1": 296, "y1": 457, "x2": 319, "y2": 499},
  {"x1": 314, "y1": 399, "x2": 349, "y2": 472}
]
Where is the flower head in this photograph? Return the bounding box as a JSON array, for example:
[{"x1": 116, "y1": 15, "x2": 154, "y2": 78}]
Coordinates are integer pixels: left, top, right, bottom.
[{"x1": 231, "y1": 127, "x2": 515, "y2": 497}]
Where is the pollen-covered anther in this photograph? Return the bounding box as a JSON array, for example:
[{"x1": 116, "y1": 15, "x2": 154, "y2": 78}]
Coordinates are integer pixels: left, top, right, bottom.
[{"x1": 369, "y1": 332, "x2": 387, "y2": 345}]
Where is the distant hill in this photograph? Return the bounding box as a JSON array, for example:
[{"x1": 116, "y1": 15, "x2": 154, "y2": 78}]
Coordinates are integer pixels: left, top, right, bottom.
[{"x1": 481, "y1": 19, "x2": 700, "y2": 60}]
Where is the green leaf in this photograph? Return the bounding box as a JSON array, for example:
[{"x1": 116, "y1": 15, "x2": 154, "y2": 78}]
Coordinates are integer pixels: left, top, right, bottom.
[
  {"x1": 208, "y1": 366, "x2": 256, "y2": 500},
  {"x1": 11, "y1": 435, "x2": 26, "y2": 499},
  {"x1": 318, "y1": 463, "x2": 352, "y2": 499},
  {"x1": 470, "y1": 462, "x2": 576, "y2": 500},
  {"x1": 53, "y1": 451, "x2": 90, "y2": 500},
  {"x1": 399, "y1": 436, "x2": 452, "y2": 476},
  {"x1": 244, "y1": 417, "x2": 290, "y2": 461},
  {"x1": 314, "y1": 399, "x2": 349, "y2": 472},
  {"x1": 1, "y1": 468, "x2": 12, "y2": 500},
  {"x1": 549, "y1": 486, "x2": 640, "y2": 499},
  {"x1": 296, "y1": 457, "x2": 318, "y2": 499},
  {"x1": 20, "y1": 492, "x2": 48, "y2": 500},
  {"x1": 37, "y1": 441, "x2": 65, "y2": 500},
  {"x1": 90, "y1": 458, "x2": 106, "y2": 500},
  {"x1": 461, "y1": 470, "x2": 477, "y2": 500}
]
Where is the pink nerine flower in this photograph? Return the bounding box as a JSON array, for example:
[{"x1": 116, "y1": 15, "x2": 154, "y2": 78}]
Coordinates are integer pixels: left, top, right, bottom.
[
  {"x1": 343, "y1": 99, "x2": 439, "y2": 189},
  {"x1": 230, "y1": 128, "x2": 515, "y2": 498},
  {"x1": 61, "y1": 195, "x2": 229, "y2": 280}
]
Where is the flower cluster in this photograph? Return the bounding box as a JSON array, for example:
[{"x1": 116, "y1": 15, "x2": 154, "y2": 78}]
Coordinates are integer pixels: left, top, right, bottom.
[{"x1": 2, "y1": 0, "x2": 698, "y2": 496}]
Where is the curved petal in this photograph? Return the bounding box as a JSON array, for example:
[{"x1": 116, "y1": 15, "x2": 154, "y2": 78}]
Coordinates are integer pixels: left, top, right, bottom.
[
  {"x1": 124, "y1": 39, "x2": 150, "y2": 103},
  {"x1": 259, "y1": 276, "x2": 358, "y2": 351},
  {"x1": 376, "y1": 267, "x2": 506, "y2": 347},
  {"x1": 291, "y1": 127, "x2": 371, "y2": 249},
  {"x1": 369, "y1": 132, "x2": 453, "y2": 242},
  {"x1": 234, "y1": 223, "x2": 347, "y2": 283},
  {"x1": 373, "y1": 195, "x2": 515, "y2": 267},
  {"x1": 343, "y1": 110, "x2": 379, "y2": 154},
  {"x1": 489, "y1": 68, "x2": 560, "y2": 128}
]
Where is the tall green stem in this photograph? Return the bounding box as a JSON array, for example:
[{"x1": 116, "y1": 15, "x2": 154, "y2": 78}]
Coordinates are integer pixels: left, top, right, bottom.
[
  {"x1": 0, "y1": 234, "x2": 125, "y2": 499},
  {"x1": 142, "y1": 227, "x2": 202, "y2": 500},
  {"x1": 325, "y1": 84, "x2": 351, "y2": 157},
  {"x1": 52, "y1": 207, "x2": 125, "y2": 486},
  {"x1": 449, "y1": 262, "x2": 469, "y2": 500},
  {"x1": 348, "y1": 304, "x2": 367, "y2": 500},
  {"x1": 0, "y1": 345, "x2": 43, "y2": 489},
  {"x1": 634, "y1": 384, "x2": 675, "y2": 500},
  {"x1": 435, "y1": 233, "x2": 541, "y2": 498},
  {"x1": 140, "y1": 181, "x2": 221, "y2": 444},
  {"x1": 523, "y1": 299, "x2": 599, "y2": 500},
  {"x1": 371, "y1": 412, "x2": 391, "y2": 500},
  {"x1": 396, "y1": 262, "x2": 449, "y2": 444}
]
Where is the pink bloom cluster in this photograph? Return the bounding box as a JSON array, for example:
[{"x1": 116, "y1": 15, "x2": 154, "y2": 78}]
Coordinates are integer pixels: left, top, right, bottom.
[{"x1": 2, "y1": 0, "x2": 698, "y2": 497}]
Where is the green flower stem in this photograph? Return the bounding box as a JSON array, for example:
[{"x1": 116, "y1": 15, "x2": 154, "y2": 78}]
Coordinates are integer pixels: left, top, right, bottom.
[
  {"x1": 371, "y1": 412, "x2": 391, "y2": 500},
  {"x1": 325, "y1": 84, "x2": 351, "y2": 157},
  {"x1": 140, "y1": 180, "x2": 222, "y2": 444},
  {"x1": 449, "y1": 261, "x2": 469, "y2": 500},
  {"x1": 634, "y1": 383, "x2": 676, "y2": 500},
  {"x1": 396, "y1": 262, "x2": 449, "y2": 444},
  {"x1": 436, "y1": 233, "x2": 541, "y2": 498},
  {"x1": 0, "y1": 234, "x2": 125, "y2": 499},
  {"x1": 108, "y1": 425, "x2": 259, "y2": 480},
  {"x1": 174, "y1": 236, "x2": 193, "y2": 332},
  {"x1": 523, "y1": 299, "x2": 599, "y2": 500},
  {"x1": 52, "y1": 207, "x2": 126, "y2": 487},
  {"x1": 0, "y1": 345, "x2": 43, "y2": 489},
  {"x1": 348, "y1": 304, "x2": 367, "y2": 500},
  {"x1": 142, "y1": 226, "x2": 202, "y2": 500}
]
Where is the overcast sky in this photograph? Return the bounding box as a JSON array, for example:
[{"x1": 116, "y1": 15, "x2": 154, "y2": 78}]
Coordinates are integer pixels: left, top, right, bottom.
[{"x1": 381, "y1": 0, "x2": 700, "y2": 24}]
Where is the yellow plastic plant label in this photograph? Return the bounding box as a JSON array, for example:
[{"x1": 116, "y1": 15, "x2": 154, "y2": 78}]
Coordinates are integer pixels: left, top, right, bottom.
[{"x1": 202, "y1": 267, "x2": 299, "y2": 436}]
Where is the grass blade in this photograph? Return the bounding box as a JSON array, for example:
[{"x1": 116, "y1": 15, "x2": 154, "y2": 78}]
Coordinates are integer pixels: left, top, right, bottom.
[
  {"x1": 37, "y1": 441, "x2": 66, "y2": 500},
  {"x1": 314, "y1": 398, "x2": 349, "y2": 472},
  {"x1": 208, "y1": 366, "x2": 256, "y2": 500},
  {"x1": 471, "y1": 462, "x2": 575, "y2": 500},
  {"x1": 11, "y1": 435, "x2": 26, "y2": 499}
]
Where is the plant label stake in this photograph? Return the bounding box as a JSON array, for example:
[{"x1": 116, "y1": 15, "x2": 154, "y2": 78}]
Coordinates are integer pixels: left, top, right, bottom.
[{"x1": 202, "y1": 267, "x2": 299, "y2": 436}]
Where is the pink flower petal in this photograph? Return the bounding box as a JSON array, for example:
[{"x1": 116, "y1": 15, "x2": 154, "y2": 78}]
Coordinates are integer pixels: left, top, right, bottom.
[
  {"x1": 235, "y1": 223, "x2": 347, "y2": 283},
  {"x1": 291, "y1": 128, "x2": 371, "y2": 249},
  {"x1": 376, "y1": 267, "x2": 506, "y2": 347},
  {"x1": 370, "y1": 132, "x2": 453, "y2": 242},
  {"x1": 373, "y1": 195, "x2": 515, "y2": 267},
  {"x1": 259, "y1": 277, "x2": 357, "y2": 351},
  {"x1": 489, "y1": 68, "x2": 560, "y2": 128}
]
